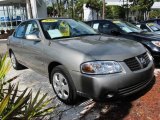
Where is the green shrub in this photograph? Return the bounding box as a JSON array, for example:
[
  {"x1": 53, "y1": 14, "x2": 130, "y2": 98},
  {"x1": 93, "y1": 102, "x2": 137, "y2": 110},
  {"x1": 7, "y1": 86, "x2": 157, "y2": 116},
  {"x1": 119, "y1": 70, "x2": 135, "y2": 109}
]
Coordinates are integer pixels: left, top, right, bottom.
[{"x1": 0, "y1": 53, "x2": 55, "y2": 120}]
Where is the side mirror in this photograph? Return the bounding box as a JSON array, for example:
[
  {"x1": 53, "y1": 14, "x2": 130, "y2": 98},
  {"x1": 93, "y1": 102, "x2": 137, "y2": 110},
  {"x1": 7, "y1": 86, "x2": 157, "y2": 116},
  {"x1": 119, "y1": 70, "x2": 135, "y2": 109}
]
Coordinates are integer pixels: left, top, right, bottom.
[{"x1": 25, "y1": 34, "x2": 41, "y2": 42}]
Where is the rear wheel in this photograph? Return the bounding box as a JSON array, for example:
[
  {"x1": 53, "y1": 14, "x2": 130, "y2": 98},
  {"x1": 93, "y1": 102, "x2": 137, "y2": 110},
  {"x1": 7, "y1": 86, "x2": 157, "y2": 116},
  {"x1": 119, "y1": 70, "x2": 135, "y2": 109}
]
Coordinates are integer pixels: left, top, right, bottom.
[
  {"x1": 51, "y1": 65, "x2": 77, "y2": 105},
  {"x1": 10, "y1": 52, "x2": 25, "y2": 70}
]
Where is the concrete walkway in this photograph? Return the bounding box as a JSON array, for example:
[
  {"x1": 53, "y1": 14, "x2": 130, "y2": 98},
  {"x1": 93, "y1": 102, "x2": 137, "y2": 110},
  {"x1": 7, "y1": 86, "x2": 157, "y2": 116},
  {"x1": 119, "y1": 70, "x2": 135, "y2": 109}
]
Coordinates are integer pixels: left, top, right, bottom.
[{"x1": 0, "y1": 39, "x2": 7, "y2": 55}]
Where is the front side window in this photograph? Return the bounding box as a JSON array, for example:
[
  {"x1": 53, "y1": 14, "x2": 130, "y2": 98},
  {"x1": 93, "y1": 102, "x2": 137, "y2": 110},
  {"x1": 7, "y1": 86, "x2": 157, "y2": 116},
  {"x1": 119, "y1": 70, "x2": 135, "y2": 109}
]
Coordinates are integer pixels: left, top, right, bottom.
[
  {"x1": 25, "y1": 21, "x2": 39, "y2": 36},
  {"x1": 14, "y1": 23, "x2": 26, "y2": 38},
  {"x1": 113, "y1": 21, "x2": 142, "y2": 33},
  {"x1": 40, "y1": 19, "x2": 98, "y2": 39}
]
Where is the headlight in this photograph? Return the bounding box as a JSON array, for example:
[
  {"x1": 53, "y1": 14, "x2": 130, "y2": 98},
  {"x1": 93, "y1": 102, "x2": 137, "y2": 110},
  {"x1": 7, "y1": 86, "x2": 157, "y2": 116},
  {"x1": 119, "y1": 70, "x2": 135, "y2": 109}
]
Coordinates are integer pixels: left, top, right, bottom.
[
  {"x1": 81, "y1": 61, "x2": 122, "y2": 75},
  {"x1": 151, "y1": 41, "x2": 160, "y2": 47}
]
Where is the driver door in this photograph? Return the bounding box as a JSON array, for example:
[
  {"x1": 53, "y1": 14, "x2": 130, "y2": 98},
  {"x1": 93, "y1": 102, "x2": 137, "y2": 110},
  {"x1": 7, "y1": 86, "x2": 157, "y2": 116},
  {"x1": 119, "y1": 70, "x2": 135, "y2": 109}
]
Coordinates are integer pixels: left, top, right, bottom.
[{"x1": 22, "y1": 20, "x2": 45, "y2": 74}]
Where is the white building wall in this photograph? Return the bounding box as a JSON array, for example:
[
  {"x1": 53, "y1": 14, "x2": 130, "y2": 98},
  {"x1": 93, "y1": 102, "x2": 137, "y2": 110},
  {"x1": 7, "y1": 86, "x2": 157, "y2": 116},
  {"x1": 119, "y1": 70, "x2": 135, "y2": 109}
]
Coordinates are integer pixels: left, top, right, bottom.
[
  {"x1": 152, "y1": 2, "x2": 160, "y2": 9},
  {"x1": 26, "y1": 0, "x2": 47, "y2": 19},
  {"x1": 37, "y1": 0, "x2": 47, "y2": 18},
  {"x1": 30, "y1": 0, "x2": 38, "y2": 18}
]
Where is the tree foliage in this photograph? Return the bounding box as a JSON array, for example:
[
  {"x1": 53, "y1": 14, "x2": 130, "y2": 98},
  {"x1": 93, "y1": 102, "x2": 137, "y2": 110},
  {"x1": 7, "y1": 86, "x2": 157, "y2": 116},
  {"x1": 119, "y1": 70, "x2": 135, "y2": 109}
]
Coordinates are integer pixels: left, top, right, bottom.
[
  {"x1": 75, "y1": 0, "x2": 103, "y2": 20},
  {"x1": 0, "y1": 54, "x2": 55, "y2": 119},
  {"x1": 106, "y1": 5, "x2": 125, "y2": 19},
  {"x1": 129, "y1": 0, "x2": 154, "y2": 12},
  {"x1": 149, "y1": 10, "x2": 160, "y2": 18}
]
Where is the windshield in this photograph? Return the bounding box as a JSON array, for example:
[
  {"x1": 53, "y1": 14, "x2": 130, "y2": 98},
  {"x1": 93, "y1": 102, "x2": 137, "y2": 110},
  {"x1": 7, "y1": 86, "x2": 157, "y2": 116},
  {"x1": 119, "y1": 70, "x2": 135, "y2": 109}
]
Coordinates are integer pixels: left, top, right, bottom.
[
  {"x1": 40, "y1": 19, "x2": 98, "y2": 39},
  {"x1": 113, "y1": 21, "x2": 142, "y2": 33},
  {"x1": 147, "y1": 23, "x2": 160, "y2": 32}
]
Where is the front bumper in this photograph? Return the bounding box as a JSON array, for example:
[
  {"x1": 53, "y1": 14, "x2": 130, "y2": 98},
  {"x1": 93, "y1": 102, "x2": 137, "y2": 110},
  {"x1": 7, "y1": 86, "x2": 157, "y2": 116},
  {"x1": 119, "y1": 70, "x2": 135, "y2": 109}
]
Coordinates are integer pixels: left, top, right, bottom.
[{"x1": 71, "y1": 60, "x2": 154, "y2": 101}]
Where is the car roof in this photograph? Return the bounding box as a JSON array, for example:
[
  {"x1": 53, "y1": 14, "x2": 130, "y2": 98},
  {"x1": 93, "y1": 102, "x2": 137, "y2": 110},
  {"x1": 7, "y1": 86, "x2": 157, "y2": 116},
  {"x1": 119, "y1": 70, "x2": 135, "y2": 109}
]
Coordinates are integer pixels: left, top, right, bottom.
[
  {"x1": 22, "y1": 18, "x2": 73, "y2": 22},
  {"x1": 85, "y1": 19, "x2": 124, "y2": 23},
  {"x1": 145, "y1": 19, "x2": 160, "y2": 22}
]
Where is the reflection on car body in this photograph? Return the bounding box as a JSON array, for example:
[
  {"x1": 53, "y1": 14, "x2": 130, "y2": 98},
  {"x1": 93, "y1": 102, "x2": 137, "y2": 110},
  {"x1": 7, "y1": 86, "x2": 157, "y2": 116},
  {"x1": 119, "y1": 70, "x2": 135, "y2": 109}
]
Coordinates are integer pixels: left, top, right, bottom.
[{"x1": 85, "y1": 20, "x2": 160, "y2": 64}]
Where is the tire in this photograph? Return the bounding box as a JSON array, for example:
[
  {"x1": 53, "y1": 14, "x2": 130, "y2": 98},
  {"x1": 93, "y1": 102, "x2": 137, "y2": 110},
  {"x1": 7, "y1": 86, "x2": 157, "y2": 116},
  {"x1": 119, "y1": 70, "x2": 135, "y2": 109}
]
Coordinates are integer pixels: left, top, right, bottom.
[
  {"x1": 50, "y1": 65, "x2": 77, "y2": 105},
  {"x1": 10, "y1": 52, "x2": 25, "y2": 70}
]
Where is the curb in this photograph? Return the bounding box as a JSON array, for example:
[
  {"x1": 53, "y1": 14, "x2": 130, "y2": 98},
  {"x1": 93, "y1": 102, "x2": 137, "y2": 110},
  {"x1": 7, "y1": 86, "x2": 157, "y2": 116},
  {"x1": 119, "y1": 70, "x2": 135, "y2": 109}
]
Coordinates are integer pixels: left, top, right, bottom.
[{"x1": 0, "y1": 39, "x2": 7, "y2": 42}]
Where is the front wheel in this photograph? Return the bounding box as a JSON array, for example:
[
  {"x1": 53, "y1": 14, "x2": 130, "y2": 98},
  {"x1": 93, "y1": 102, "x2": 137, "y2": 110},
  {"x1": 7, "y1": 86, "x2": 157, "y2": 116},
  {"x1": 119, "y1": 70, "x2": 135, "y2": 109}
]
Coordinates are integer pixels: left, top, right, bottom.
[{"x1": 51, "y1": 65, "x2": 77, "y2": 105}]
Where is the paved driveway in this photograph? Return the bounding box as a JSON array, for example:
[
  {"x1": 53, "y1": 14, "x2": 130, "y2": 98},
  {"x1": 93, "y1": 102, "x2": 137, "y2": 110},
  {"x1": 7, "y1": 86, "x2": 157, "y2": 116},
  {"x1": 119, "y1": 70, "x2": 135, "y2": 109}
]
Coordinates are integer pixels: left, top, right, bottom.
[
  {"x1": 6, "y1": 67, "x2": 96, "y2": 120},
  {"x1": 0, "y1": 40, "x2": 7, "y2": 55}
]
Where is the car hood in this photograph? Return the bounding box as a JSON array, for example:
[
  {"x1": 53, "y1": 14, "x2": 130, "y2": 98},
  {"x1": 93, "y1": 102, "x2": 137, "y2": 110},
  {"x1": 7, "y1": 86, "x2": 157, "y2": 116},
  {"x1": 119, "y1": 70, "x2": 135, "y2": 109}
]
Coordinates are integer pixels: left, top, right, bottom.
[
  {"x1": 54, "y1": 35, "x2": 146, "y2": 61},
  {"x1": 129, "y1": 32, "x2": 160, "y2": 41}
]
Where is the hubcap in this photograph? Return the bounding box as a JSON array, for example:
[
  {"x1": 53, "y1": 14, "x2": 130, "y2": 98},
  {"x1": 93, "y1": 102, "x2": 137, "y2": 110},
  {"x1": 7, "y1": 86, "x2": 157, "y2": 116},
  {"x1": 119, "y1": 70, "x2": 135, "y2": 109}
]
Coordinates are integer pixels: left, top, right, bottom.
[
  {"x1": 11, "y1": 53, "x2": 16, "y2": 67},
  {"x1": 53, "y1": 73, "x2": 69, "y2": 100}
]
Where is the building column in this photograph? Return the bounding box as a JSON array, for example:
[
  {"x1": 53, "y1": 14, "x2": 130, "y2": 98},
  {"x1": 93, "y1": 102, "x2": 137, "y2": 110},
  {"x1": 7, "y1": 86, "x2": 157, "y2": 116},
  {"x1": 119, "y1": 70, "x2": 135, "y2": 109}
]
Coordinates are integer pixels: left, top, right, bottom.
[{"x1": 26, "y1": 0, "x2": 32, "y2": 19}]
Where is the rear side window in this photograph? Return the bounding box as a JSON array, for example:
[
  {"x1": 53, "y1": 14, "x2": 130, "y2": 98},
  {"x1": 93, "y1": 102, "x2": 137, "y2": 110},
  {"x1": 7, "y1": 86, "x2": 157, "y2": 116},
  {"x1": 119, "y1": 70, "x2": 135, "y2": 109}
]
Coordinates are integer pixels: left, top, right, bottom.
[{"x1": 14, "y1": 23, "x2": 26, "y2": 38}]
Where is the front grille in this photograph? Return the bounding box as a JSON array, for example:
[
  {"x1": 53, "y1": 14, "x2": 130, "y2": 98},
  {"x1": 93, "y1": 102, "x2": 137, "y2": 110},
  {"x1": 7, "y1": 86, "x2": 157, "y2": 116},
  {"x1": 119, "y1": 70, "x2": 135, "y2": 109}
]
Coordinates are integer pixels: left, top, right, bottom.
[
  {"x1": 124, "y1": 53, "x2": 150, "y2": 71},
  {"x1": 143, "y1": 53, "x2": 150, "y2": 65},
  {"x1": 124, "y1": 57, "x2": 141, "y2": 71}
]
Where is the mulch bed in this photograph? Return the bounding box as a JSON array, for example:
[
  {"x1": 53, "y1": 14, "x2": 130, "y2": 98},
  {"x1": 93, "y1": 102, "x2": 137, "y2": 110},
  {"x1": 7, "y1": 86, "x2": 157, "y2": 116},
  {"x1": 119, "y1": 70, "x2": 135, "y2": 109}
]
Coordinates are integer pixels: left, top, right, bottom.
[
  {"x1": 98, "y1": 72, "x2": 160, "y2": 120},
  {"x1": 0, "y1": 30, "x2": 14, "y2": 39},
  {"x1": 0, "y1": 34, "x2": 10, "y2": 39},
  {"x1": 125, "y1": 73, "x2": 160, "y2": 120}
]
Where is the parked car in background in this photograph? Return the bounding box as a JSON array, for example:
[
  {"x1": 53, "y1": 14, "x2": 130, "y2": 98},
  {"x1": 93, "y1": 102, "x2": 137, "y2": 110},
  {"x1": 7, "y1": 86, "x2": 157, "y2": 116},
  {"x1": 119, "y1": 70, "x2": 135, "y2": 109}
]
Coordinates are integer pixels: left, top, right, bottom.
[
  {"x1": 85, "y1": 20, "x2": 160, "y2": 64},
  {"x1": 136, "y1": 22, "x2": 160, "y2": 34},
  {"x1": 7, "y1": 18, "x2": 154, "y2": 104},
  {"x1": 145, "y1": 19, "x2": 160, "y2": 26}
]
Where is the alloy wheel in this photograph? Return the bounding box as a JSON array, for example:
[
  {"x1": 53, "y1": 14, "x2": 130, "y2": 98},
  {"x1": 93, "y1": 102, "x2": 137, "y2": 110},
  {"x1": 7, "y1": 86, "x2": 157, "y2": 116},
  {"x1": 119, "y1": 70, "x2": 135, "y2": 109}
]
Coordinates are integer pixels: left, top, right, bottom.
[{"x1": 53, "y1": 73, "x2": 69, "y2": 100}]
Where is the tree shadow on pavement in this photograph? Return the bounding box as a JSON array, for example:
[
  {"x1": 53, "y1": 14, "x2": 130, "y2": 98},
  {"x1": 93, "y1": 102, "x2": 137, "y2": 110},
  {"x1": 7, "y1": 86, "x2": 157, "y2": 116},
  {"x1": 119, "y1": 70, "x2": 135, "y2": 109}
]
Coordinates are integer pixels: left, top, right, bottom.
[{"x1": 96, "y1": 101, "x2": 132, "y2": 120}]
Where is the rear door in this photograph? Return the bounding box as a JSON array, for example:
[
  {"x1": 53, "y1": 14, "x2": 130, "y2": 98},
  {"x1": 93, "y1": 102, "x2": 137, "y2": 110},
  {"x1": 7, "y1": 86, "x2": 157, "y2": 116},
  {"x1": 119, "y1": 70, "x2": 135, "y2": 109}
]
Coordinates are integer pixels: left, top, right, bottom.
[
  {"x1": 10, "y1": 22, "x2": 27, "y2": 63},
  {"x1": 22, "y1": 20, "x2": 45, "y2": 74}
]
